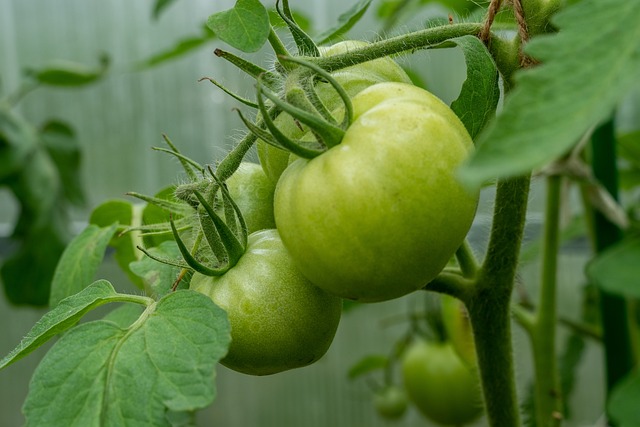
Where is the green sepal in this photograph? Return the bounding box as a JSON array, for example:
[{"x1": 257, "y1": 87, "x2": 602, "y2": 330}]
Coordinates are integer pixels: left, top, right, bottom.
[
  {"x1": 214, "y1": 48, "x2": 281, "y2": 90},
  {"x1": 276, "y1": 0, "x2": 320, "y2": 57},
  {"x1": 169, "y1": 218, "x2": 229, "y2": 276},
  {"x1": 249, "y1": 90, "x2": 325, "y2": 158},
  {"x1": 279, "y1": 55, "x2": 353, "y2": 131},
  {"x1": 257, "y1": 77, "x2": 345, "y2": 149},
  {"x1": 194, "y1": 188, "x2": 246, "y2": 265},
  {"x1": 156, "y1": 134, "x2": 205, "y2": 180},
  {"x1": 199, "y1": 77, "x2": 259, "y2": 109}
]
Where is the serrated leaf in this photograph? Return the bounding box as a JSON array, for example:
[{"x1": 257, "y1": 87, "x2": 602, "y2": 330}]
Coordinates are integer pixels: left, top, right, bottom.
[
  {"x1": 347, "y1": 354, "x2": 388, "y2": 379},
  {"x1": 459, "y1": 0, "x2": 640, "y2": 186},
  {"x1": 206, "y1": 0, "x2": 270, "y2": 53},
  {"x1": 608, "y1": 371, "x2": 640, "y2": 427},
  {"x1": 130, "y1": 241, "x2": 187, "y2": 298},
  {"x1": 315, "y1": 0, "x2": 372, "y2": 45},
  {"x1": 22, "y1": 290, "x2": 230, "y2": 427},
  {"x1": 436, "y1": 35, "x2": 500, "y2": 139},
  {"x1": 49, "y1": 224, "x2": 118, "y2": 307},
  {"x1": 27, "y1": 56, "x2": 109, "y2": 87},
  {"x1": 586, "y1": 236, "x2": 640, "y2": 298},
  {"x1": 90, "y1": 200, "x2": 145, "y2": 289},
  {"x1": 0, "y1": 280, "x2": 130, "y2": 370}
]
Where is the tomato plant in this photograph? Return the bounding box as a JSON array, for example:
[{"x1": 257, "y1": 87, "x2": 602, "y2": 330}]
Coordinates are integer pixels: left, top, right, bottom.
[{"x1": 223, "y1": 162, "x2": 276, "y2": 233}]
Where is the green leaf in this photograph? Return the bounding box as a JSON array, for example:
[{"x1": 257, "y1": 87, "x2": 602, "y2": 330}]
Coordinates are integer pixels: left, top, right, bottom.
[
  {"x1": 137, "y1": 25, "x2": 216, "y2": 69},
  {"x1": 27, "y1": 55, "x2": 109, "y2": 87},
  {"x1": 0, "y1": 106, "x2": 39, "y2": 182},
  {"x1": 0, "y1": 280, "x2": 140, "y2": 370},
  {"x1": 49, "y1": 223, "x2": 118, "y2": 307},
  {"x1": 130, "y1": 241, "x2": 188, "y2": 298},
  {"x1": 152, "y1": 0, "x2": 178, "y2": 19},
  {"x1": 102, "y1": 304, "x2": 145, "y2": 328},
  {"x1": 206, "y1": 0, "x2": 270, "y2": 53},
  {"x1": 1, "y1": 222, "x2": 69, "y2": 306},
  {"x1": 459, "y1": 0, "x2": 640, "y2": 185},
  {"x1": 40, "y1": 120, "x2": 85, "y2": 205},
  {"x1": 22, "y1": 290, "x2": 231, "y2": 427},
  {"x1": 90, "y1": 200, "x2": 146, "y2": 289},
  {"x1": 608, "y1": 371, "x2": 640, "y2": 427},
  {"x1": 347, "y1": 354, "x2": 388, "y2": 379},
  {"x1": 586, "y1": 236, "x2": 640, "y2": 298},
  {"x1": 436, "y1": 35, "x2": 500, "y2": 139},
  {"x1": 141, "y1": 186, "x2": 180, "y2": 248},
  {"x1": 315, "y1": 0, "x2": 372, "y2": 45}
]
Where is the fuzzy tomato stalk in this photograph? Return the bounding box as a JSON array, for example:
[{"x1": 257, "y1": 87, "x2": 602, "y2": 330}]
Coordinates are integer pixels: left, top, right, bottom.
[
  {"x1": 257, "y1": 40, "x2": 412, "y2": 183},
  {"x1": 190, "y1": 229, "x2": 342, "y2": 376},
  {"x1": 273, "y1": 82, "x2": 478, "y2": 302}
]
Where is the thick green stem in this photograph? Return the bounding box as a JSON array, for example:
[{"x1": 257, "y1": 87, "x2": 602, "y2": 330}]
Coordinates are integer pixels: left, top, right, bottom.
[
  {"x1": 530, "y1": 174, "x2": 563, "y2": 427},
  {"x1": 312, "y1": 23, "x2": 484, "y2": 73},
  {"x1": 464, "y1": 175, "x2": 531, "y2": 427},
  {"x1": 590, "y1": 119, "x2": 634, "y2": 404}
]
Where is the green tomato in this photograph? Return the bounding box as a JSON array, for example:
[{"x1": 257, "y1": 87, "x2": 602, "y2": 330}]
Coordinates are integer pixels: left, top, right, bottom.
[
  {"x1": 224, "y1": 162, "x2": 276, "y2": 234},
  {"x1": 441, "y1": 294, "x2": 477, "y2": 367},
  {"x1": 401, "y1": 340, "x2": 483, "y2": 426},
  {"x1": 273, "y1": 82, "x2": 478, "y2": 302},
  {"x1": 257, "y1": 40, "x2": 412, "y2": 183},
  {"x1": 374, "y1": 385, "x2": 409, "y2": 420},
  {"x1": 190, "y1": 229, "x2": 342, "y2": 376}
]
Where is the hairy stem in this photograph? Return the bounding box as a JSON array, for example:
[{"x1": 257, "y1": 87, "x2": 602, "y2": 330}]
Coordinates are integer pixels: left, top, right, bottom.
[
  {"x1": 312, "y1": 23, "x2": 484, "y2": 73},
  {"x1": 464, "y1": 175, "x2": 531, "y2": 427}
]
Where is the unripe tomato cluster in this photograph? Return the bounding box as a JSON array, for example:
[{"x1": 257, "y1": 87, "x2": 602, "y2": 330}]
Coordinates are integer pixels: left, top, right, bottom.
[{"x1": 189, "y1": 41, "x2": 478, "y2": 377}]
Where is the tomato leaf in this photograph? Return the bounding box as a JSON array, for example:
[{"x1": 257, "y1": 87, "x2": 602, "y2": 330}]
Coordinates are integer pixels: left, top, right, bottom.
[
  {"x1": 40, "y1": 120, "x2": 85, "y2": 205},
  {"x1": 90, "y1": 200, "x2": 146, "y2": 289},
  {"x1": 0, "y1": 280, "x2": 130, "y2": 370},
  {"x1": 136, "y1": 24, "x2": 216, "y2": 69},
  {"x1": 436, "y1": 35, "x2": 500, "y2": 139},
  {"x1": 26, "y1": 55, "x2": 109, "y2": 87},
  {"x1": 347, "y1": 354, "x2": 389, "y2": 379},
  {"x1": 206, "y1": 0, "x2": 270, "y2": 53},
  {"x1": 152, "y1": 0, "x2": 178, "y2": 19},
  {"x1": 586, "y1": 236, "x2": 640, "y2": 299},
  {"x1": 459, "y1": 0, "x2": 640, "y2": 185},
  {"x1": 315, "y1": 0, "x2": 372, "y2": 45},
  {"x1": 48, "y1": 224, "x2": 118, "y2": 307},
  {"x1": 608, "y1": 371, "x2": 640, "y2": 427},
  {"x1": 0, "y1": 106, "x2": 40, "y2": 182},
  {"x1": 22, "y1": 290, "x2": 231, "y2": 427}
]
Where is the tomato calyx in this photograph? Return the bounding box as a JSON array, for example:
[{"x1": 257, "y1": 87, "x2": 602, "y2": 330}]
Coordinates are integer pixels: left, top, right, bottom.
[{"x1": 237, "y1": 56, "x2": 354, "y2": 160}]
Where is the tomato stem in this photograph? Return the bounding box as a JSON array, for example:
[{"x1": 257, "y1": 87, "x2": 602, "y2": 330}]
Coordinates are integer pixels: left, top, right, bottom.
[
  {"x1": 455, "y1": 239, "x2": 479, "y2": 279},
  {"x1": 465, "y1": 175, "x2": 531, "y2": 427},
  {"x1": 312, "y1": 23, "x2": 484, "y2": 73}
]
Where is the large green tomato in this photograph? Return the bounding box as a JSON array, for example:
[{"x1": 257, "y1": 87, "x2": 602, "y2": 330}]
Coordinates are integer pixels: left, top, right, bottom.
[
  {"x1": 224, "y1": 162, "x2": 276, "y2": 234},
  {"x1": 401, "y1": 340, "x2": 483, "y2": 426},
  {"x1": 190, "y1": 229, "x2": 342, "y2": 375},
  {"x1": 257, "y1": 40, "x2": 412, "y2": 183},
  {"x1": 273, "y1": 82, "x2": 478, "y2": 302}
]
